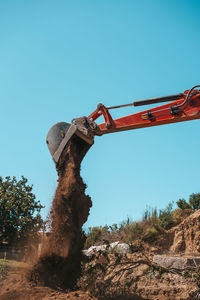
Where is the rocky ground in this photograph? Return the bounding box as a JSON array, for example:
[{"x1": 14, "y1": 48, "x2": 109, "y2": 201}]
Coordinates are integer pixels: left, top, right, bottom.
[
  {"x1": 1, "y1": 210, "x2": 200, "y2": 300},
  {"x1": 0, "y1": 250, "x2": 199, "y2": 300},
  {"x1": 78, "y1": 243, "x2": 200, "y2": 299}
]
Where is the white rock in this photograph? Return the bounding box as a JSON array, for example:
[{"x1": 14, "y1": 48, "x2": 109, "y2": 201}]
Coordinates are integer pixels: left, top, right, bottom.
[{"x1": 82, "y1": 241, "x2": 130, "y2": 256}]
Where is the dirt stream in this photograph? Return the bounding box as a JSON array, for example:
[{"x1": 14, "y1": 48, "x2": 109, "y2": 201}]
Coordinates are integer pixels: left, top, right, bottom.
[{"x1": 30, "y1": 140, "x2": 92, "y2": 289}]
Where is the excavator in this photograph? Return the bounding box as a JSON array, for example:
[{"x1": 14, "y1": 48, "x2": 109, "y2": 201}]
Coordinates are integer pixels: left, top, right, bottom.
[{"x1": 46, "y1": 85, "x2": 200, "y2": 171}]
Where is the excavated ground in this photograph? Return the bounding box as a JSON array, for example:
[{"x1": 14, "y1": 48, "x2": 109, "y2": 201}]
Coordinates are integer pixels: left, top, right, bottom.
[
  {"x1": 1, "y1": 139, "x2": 200, "y2": 299},
  {"x1": 0, "y1": 247, "x2": 199, "y2": 300},
  {"x1": 0, "y1": 267, "x2": 97, "y2": 300}
]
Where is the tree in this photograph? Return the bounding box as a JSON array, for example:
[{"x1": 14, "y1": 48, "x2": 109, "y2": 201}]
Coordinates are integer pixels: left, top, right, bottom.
[
  {"x1": 176, "y1": 193, "x2": 200, "y2": 211},
  {"x1": 176, "y1": 198, "x2": 191, "y2": 210},
  {"x1": 189, "y1": 193, "x2": 200, "y2": 210},
  {"x1": 0, "y1": 176, "x2": 44, "y2": 246}
]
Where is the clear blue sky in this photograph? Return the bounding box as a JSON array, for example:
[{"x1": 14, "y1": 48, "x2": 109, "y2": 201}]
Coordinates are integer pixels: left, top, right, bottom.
[{"x1": 1, "y1": 0, "x2": 200, "y2": 229}]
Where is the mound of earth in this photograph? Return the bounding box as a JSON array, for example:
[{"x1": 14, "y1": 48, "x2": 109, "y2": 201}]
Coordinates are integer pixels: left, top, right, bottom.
[
  {"x1": 168, "y1": 209, "x2": 200, "y2": 254},
  {"x1": 2, "y1": 210, "x2": 200, "y2": 299},
  {"x1": 1, "y1": 250, "x2": 199, "y2": 300},
  {"x1": 79, "y1": 246, "x2": 199, "y2": 299}
]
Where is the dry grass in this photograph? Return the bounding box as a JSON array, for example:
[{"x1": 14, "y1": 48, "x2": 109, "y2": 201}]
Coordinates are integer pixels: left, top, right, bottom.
[{"x1": 0, "y1": 259, "x2": 28, "y2": 280}]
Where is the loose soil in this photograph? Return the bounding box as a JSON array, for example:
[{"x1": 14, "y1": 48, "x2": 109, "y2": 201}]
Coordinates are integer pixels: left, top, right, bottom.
[
  {"x1": 0, "y1": 263, "x2": 97, "y2": 300},
  {"x1": 30, "y1": 139, "x2": 92, "y2": 289}
]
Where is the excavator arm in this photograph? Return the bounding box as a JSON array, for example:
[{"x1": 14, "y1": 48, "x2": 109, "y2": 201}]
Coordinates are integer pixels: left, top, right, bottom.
[{"x1": 46, "y1": 85, "x2": 200, "y2": 171}]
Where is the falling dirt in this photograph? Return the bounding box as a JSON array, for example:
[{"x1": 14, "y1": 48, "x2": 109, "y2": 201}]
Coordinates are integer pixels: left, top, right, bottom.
[{"x1": 30, "y1": 139, "x2": 92, "y2": 289}]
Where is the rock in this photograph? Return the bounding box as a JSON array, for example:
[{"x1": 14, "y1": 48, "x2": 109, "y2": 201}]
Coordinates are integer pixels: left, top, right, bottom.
[
  {"x1": 82, "y1": 241, "x2": 130, "y2": 256},
  {"x1": 153, "y1": 255, "x2": 200, "y2": 270},
  {"x1": 112, "y1": 242, "x2": 130, "y2": 254}
]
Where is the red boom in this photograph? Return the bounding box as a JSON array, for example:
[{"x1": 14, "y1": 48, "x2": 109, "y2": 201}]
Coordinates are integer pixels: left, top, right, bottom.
[{"x1": 88, "y1": 86, "x2": 200, "y2": 135}]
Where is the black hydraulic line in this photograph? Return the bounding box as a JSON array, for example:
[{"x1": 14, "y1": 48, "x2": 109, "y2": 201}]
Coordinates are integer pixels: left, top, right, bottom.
[
  {"x1": 106, "y1": 103, "x2": 134, "y2": 110},
  {"x1": 106, "y1": 86, "x2": 200, "y2": 123},
  {"x1": 106, "y1": 93, "x2": 184, "y2": 110},
  {"x1": 133, "y1": 93, "x2": 184, "y2": 107},
  {"x1": 141, "y1": 85, "x2": 200, "y2": 120},
  {"x1": 176, "y1": 85, "x2": 200, "y2": 111}
]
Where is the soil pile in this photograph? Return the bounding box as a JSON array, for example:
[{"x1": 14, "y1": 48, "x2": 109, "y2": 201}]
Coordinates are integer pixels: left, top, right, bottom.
[
  {"x1": 30, "y1": 140, "x2": 92, "y2": 289},
  {"x1": 79, "y1": 247, "x2": 199, "y2": 299},
  {"x1": 168, "y1": 209, "x2": 200, "y2": 254},
  {"x1": 1, "y1": 211, "x2": 200, "y2": 299}
]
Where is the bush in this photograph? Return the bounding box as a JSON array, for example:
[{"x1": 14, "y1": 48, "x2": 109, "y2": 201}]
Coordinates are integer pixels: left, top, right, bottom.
[
  {"x1": 143, "y1": 206, "x2": 161, "y2": 229},
  {"x1": 176, "y1": 193, "x2": 200, "y2": 211},
  {"x1": 159, "y1": 202, "x2": 174, "y2": 230},
  {"x1": 143, "y1": 226, "x2": 159, "y2": 242},
  {"x1": 141, "y1": 207, "x2": 162, "y2": 242},
  {"x1": 172, "y1": 208, "x2": 193, "y2": 225},
  {"x1": 121, "y1": 221, "x2": 144, "y2": 244},
  {"x1": 84, "y1": 194, "x2": 199, "y2": 247},
  {"x1": 189, "y1": 193, "x2": 200, "y2": 210},
  {"x1": 176, "y1": 198, "x2": 191, "y2": 210},
  {"x1": 84, "y1": 226, "x2": 109, "y2": 249}
]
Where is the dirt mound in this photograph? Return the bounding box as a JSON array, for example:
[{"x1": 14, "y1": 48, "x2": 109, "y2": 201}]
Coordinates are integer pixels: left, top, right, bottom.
[
  {"x1": 2, "y1": 210, "x2": 200, "y2": 299},
  {"x1": 78, "y1": 250, "x2": 198, "y2": 300},
  {"x1": 168, "y1": 209, "x2": 200, "y2": 254},
  {"x1": 30, "y1": 140, "x2": 92, "y2": 289}
]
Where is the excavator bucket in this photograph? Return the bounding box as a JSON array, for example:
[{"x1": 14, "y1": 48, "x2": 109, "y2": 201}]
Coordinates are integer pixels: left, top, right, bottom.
[{"x1": 46, "y1": 121, "x2": 94, "y2": 170}]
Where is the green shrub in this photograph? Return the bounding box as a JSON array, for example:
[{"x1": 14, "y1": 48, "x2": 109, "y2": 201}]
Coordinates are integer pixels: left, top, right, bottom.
[
  {"x1": 176, "y1": 193, "x2": 200, "y2": 211},
  {"x1": 176, "y1": 198, "x2": 191, "y2": 210},
  {"x1": 121, "y1": 221, "x2": 144, "y2": 244},
  {"x1": 84, "y1": 226, "x2": 109, "y2": 248},
  {"x1": 159, "y1": 202, "x2": 174, "y2": 230},
  {"x1": 143, "y1": 226, "x2": 159, "y2": 242},
  {"x1": 84, "y1": 194, "x2": 199, "y2": 247},
  {"x1": 189, "y1": 193, "x2": 200, "y2": 210},
  {"x1": 143, "y1": 207, "x2": 158, "y2": 222}
]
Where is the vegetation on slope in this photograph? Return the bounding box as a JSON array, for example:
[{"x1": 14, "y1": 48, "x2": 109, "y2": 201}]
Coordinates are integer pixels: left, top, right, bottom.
[{"x1": 84, "y1": 192, "x2": 200, "y2": 248}]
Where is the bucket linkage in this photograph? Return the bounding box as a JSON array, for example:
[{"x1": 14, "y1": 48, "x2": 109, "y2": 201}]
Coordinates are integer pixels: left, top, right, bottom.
[{"x1": 46, "y1": 117, "x2": 100, "y2": 174}]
